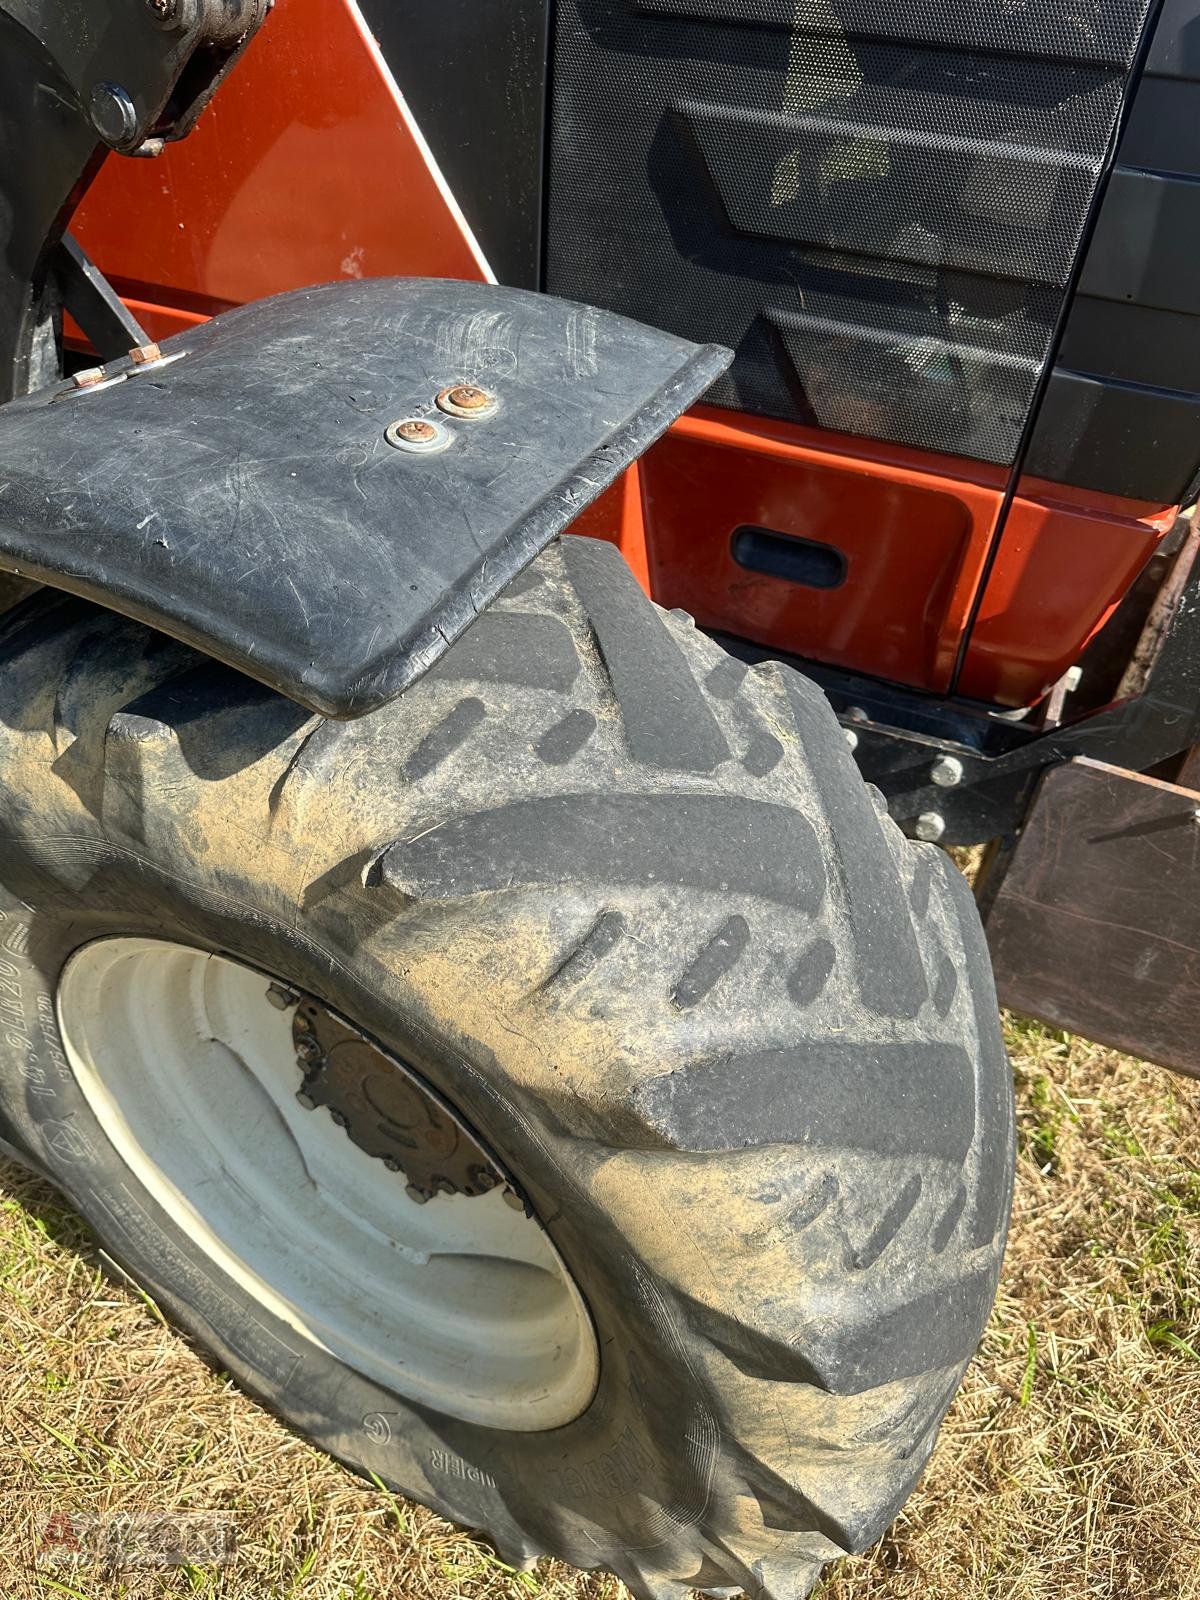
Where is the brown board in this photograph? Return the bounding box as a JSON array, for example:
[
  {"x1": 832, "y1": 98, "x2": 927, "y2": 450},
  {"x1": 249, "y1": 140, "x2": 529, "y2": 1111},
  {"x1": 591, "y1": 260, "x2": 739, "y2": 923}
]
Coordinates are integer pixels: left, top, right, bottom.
[{"x1": 984, "y1": 756, "x2": 1200, "y2": 1078}]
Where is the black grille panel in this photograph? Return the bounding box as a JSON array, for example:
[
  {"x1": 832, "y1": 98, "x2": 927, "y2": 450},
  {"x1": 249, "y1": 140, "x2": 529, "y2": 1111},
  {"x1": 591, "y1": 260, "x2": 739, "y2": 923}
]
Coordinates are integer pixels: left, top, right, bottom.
[{"x1": 546, "y1": 0, "x2": 1156, "y2": 463}]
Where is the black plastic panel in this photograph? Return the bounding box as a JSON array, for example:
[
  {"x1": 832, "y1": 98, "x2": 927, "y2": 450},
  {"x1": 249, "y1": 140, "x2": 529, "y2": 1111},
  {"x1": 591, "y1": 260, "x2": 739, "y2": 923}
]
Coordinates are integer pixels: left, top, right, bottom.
[
  {"x1": 0, "y1": 279, "x2": 729, "y2": 717},
  {"x1": 357, "y1": 0, "x2": 550, "y2": 288},
  {"x1": 1025, "y1": 371, "x2": 1200, "y2": 502},
  {"x1": 1024, "y1": 2, "x2": 1200, "y2": 503},
  {"x1": 546, "y1": 0, "x2": 1156, "y2": 464}
]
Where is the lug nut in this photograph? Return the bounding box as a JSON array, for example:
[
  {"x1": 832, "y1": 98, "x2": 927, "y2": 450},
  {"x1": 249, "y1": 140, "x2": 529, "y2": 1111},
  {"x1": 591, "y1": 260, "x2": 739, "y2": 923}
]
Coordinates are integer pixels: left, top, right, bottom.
[
  {"x1": 436, "y1": 384, "x2": 498, "y2": 419},
  {"x1": 930, "y1": 755, "x2": 964, "y2": 788},
  {"x1": 128, "y1": 342, "x2": 162, "y2": 366},
  {"x1": 914, "y1": 811, "x2": 946, "y2": 843}
]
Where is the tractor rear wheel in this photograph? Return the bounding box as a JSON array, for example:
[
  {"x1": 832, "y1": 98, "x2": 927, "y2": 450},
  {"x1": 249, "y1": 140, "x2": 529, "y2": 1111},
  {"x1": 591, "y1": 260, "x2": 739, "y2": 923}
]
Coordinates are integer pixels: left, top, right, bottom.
[{"x1": 0, "y1": 538, "x2": 1013, "y2": 1599}]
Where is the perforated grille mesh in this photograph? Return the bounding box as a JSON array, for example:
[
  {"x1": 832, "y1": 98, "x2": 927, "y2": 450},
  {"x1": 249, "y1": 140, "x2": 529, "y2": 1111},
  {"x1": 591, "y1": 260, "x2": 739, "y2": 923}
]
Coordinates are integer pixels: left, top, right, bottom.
[{"x1": 546, "y1": 0, "x2": 1156, "y2": 463}]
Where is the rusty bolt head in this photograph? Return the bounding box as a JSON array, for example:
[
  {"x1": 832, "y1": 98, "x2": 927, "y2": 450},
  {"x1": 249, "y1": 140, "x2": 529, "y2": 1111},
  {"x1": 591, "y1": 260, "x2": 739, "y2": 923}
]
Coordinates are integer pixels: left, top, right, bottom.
[
  {"x1": 385, "y1": 417, "x2": 450, "y2": 454},
  {"x1": 72, "y1": 367, "x2": 108, "y2": 390},
  {"x1": 129, "y1": 342, "x2": 163, "y2": 366},
  {"x1": 436, "y1": 384, "x2": 498, "y2": 420},
  {"x1": 396, "y1": 419, "x2": 437, "y2": 443}
]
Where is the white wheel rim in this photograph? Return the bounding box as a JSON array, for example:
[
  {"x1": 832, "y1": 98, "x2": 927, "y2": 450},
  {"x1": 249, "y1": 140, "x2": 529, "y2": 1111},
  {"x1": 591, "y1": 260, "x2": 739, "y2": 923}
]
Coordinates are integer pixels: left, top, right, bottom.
[{"x1": 56, "y1": 938, "x2": 599, "y2": 1431}]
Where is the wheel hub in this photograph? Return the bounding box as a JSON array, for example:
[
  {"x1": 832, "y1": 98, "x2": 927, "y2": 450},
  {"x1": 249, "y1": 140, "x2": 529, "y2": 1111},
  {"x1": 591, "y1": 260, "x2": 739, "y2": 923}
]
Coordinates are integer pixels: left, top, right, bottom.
[{"x1": 275, "y1": 984, "x2": 512, "y2": 1205}]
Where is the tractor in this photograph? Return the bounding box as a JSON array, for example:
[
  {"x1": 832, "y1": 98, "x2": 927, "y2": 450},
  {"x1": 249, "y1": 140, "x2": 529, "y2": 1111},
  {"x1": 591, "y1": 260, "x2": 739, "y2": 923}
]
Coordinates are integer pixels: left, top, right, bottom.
[{"x1": 0, "y1": 1, "x2": 1196, "y2": 1595}]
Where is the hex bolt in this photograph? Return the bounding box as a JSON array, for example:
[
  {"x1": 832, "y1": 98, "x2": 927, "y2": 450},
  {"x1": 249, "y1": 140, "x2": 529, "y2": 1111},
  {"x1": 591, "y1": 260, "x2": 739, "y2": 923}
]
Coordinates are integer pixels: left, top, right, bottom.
[
  {"x1": 469, "y1": 1165, "x2": 499, "y2": 1192},
  {"x1": 914, "y1": 811, "x2": 946, "y2": 843},
  {"x1": 330, "y1": 1109, "x2": 349, "y2": 1129},
  {"x1": 295, "y1": 1089, "x2": 317, "y2": 1111},
  {"x1": 436, "y1": 383, "x2": 498, "y2": 420},
  {"x1": 266, "y1": 982, "x2": 297, "y2": 1011},
  {"x1": 383, "y1": 1157, "x2": 403, "y2": 1173},
  {"x1": 147, "y1": 0, "x2": 183, "y2": 23},
  {"x1": 843, "y1": 726, "x2": 859, "y2": 751},
  {"x1": 385, "y1": 417, "x2": 450, "y2": 454},
  {"x1": 405, "y1": 1183, "x2": 432, "y2": 1206},
  {"x1": 128, "y1": 342, "x2": 163, "y2": 366},
  {"x1": 930, "y1": 755, "x2": 964, "y2": 788},
  {"x1": 71, "y1": 367, "x2": 107, "y2": 390},
  {"x1": 502, "y1": 1187, "x2": 526, "y2": 1212},
  {"x1": 89, "y1": 82, "x2": 139, "y2": 148}
]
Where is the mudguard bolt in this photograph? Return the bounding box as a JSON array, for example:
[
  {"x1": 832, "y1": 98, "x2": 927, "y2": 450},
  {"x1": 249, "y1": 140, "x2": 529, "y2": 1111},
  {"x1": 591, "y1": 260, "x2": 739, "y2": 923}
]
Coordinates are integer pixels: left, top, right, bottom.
[
  {"x1": 930, "y1": 755, "x2": 964, "y2": 788},
  {"x1": 385, "y1": 417, "x2": 450, "y2": 453},
  {"x1": 395, "y1": 419, "x2": 437, "y2": 442},
  {"x1": 436, "y1": 384, "x2": 499, "y2": 419},
  {"x1": 914, "y1": 811, "x2": 946, "y2": 843}
]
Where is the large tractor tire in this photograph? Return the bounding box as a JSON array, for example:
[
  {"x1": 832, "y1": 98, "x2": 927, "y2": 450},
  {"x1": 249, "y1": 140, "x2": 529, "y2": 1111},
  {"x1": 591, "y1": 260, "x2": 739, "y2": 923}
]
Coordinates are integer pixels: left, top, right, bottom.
[{"x1": 0, "y1": 538, "x2": 1013, "y2": 1599}]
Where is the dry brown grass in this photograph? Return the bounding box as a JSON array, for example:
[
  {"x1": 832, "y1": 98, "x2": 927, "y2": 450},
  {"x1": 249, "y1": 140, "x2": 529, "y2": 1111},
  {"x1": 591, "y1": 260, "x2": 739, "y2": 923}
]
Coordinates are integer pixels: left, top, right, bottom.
[{"x1": 2, "y1": 1017, "x2": 1198, "y2": 1600}]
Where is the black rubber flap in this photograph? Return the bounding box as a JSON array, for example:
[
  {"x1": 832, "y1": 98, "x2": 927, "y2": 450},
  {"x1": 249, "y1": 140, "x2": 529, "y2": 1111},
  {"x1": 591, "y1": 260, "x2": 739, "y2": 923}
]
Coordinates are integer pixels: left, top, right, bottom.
[{"x1": 0, "y1": 278, "x2": 729, "y2": 716}]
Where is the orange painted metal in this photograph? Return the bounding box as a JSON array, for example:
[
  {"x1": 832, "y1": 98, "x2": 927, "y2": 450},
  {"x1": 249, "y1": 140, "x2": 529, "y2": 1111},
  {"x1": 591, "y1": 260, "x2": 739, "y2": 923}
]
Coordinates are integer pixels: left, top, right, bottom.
[
  {"x1": 632, "y1": 407, "x2": 1006, "y2": 693},
  {"x1": 71, "y1": 0, "x2": 488, "y2": 309},
  {"x1": 958, "y1": 477, "x2": 1176, "y2": 705},
  {"x1": 566, "y1": 463, "x2": 652, "y2": 591}
]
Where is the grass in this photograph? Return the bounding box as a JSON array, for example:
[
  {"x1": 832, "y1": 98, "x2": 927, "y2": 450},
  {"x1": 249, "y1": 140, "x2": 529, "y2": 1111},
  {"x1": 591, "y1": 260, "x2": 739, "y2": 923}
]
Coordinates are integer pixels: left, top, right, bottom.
[{"x1": 2, "y1": 1017, "x2": 1199, "y2": 1600}]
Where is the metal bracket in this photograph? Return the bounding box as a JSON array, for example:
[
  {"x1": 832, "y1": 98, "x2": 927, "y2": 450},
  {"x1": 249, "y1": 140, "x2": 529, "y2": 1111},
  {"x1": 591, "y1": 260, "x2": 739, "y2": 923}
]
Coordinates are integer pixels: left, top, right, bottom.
[{"x1": 0, "y1": 0, "x2": 269, "y2": 399}]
